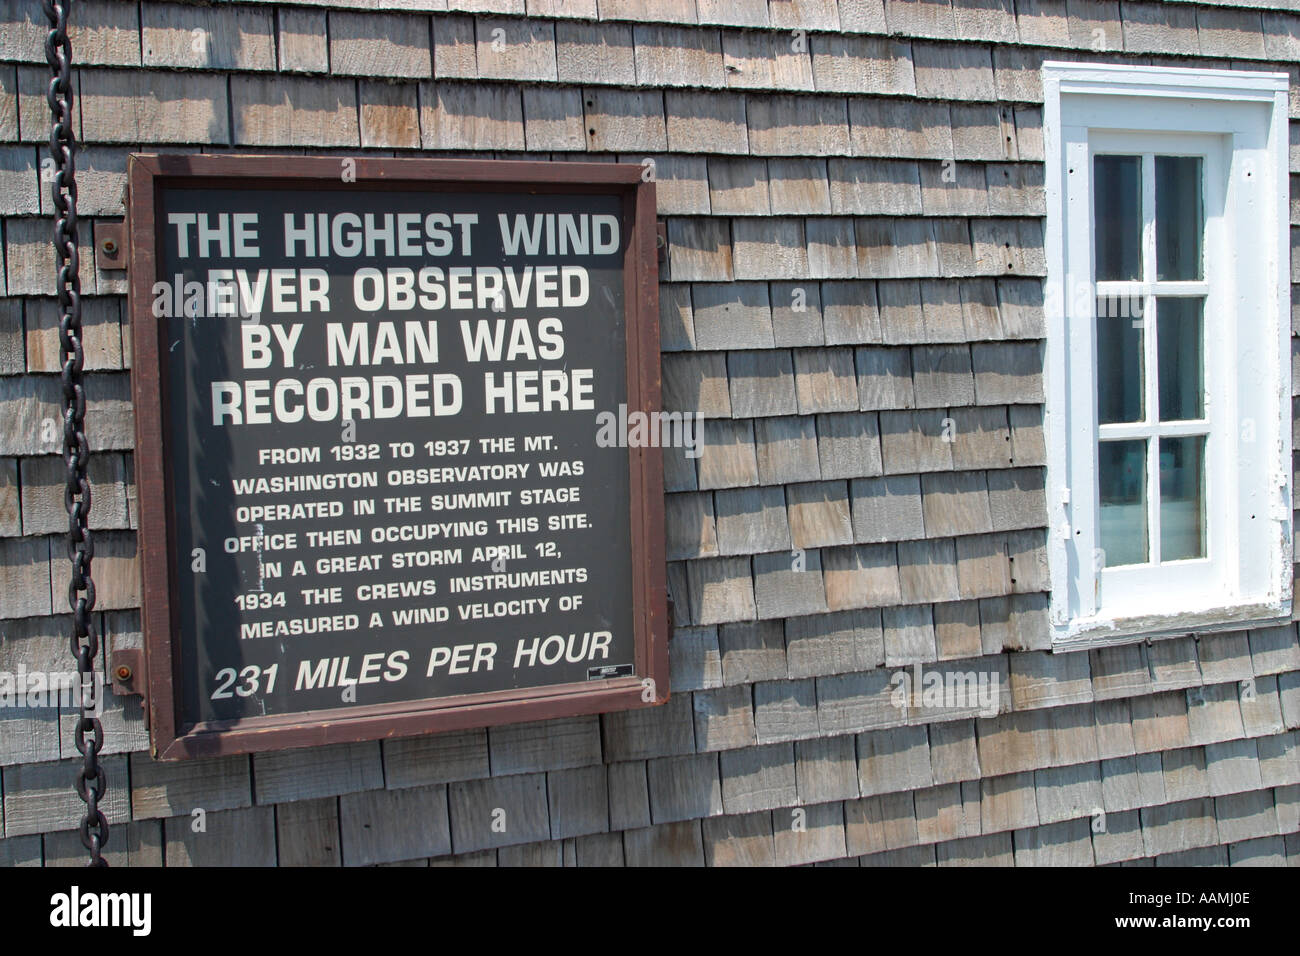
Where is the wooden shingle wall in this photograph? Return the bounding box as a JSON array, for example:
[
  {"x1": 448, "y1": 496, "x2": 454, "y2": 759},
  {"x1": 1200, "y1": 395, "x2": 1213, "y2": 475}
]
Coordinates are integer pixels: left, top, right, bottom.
[{"x1": 1, "y1": 0, "x2": 1298, "y2": 867}]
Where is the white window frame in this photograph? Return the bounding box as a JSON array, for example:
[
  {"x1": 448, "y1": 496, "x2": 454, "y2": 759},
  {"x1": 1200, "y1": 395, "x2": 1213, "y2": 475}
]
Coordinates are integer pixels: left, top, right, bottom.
[{"x1": 1043, "y1": 62, "x2": 1292, "y2": 648}]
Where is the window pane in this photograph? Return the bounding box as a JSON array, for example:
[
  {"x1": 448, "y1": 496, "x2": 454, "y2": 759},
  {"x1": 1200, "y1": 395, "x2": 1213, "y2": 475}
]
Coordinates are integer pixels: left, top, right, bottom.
[
  {"x1": 1159, "y1": 436, "x2": 1206, "y2": 561},
  {"x1": 1094, "y1": 155, "x2": 1142, "y2": 281},
  {"x1": 1157, "y1": 298, "x2": 1204, "y2": 421},
  {"x1": 1096, "y1": 297, "x2": 1144, "y2": 424},
  {"x1": 1156, "y1": 156, "x2": 1203, "y2": 281},
  {"x1": 1099, "y1": 439, "x2": 1148, "y2": 567}
]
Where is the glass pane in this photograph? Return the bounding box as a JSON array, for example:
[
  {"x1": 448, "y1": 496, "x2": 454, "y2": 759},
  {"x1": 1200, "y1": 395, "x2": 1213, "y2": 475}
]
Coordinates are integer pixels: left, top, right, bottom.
[
  {"x1": 1156, "y1": 156, "x2": 1203, "y2": 281},
  {"x1": 1096, "y1": 297, "x2": 1144, "y2": 425},
  {"x1": 1094, "y1": 155, "x2": 1142, "y2": 281},
  {"x1": 1157, "y1": 298, "x2": 1204, "y2": 421},
  {"x1": 1159, "y1": 436, "x2": 1206, "y2": 561},
  {"x1": 1099, "y1": 439, "x2": 1148, "y2": 567}
]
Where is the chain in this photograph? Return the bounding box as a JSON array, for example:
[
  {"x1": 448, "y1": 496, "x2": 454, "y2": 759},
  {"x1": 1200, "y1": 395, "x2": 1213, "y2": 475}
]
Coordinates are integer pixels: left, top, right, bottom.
[{"x1": 43, "y1": 0, "x2": 107, "y2": 867}]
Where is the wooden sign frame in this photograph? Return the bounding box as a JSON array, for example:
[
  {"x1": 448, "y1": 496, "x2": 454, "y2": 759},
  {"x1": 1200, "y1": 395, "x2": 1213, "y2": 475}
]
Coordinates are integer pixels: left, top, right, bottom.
[{"x1": 126, "y1": 154, "x2": 668, "y2": 759}]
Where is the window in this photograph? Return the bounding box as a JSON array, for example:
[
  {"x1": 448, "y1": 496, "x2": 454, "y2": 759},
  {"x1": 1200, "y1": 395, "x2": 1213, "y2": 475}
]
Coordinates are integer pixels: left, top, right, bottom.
[{"x1": 1042, "y1": 63, "x2": 1292, "y2": 647}]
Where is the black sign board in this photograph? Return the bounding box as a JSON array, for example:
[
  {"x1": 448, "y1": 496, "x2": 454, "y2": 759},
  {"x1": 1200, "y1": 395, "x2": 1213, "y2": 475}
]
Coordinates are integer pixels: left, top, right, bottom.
[{"x1": 127, "y1": 155, "x2": 667, "y2": 758}]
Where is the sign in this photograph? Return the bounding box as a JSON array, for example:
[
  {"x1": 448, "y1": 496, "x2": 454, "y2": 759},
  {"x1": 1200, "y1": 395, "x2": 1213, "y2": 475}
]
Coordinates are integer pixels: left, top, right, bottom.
[{"x1": 127, "y1": 155, "x2": 667, "y2": 758}]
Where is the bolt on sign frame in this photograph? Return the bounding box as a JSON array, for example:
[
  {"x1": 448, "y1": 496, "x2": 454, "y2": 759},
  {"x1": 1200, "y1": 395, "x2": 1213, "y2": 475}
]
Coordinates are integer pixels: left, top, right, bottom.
[{"x1": 127, "y1": 154, "x2": 668, "y2": 759}]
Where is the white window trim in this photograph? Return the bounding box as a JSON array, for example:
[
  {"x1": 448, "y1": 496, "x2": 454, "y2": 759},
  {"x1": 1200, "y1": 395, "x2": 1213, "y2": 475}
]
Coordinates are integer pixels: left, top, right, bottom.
[{"x1": 1042, "y1": 62, "x2": 1292, "y2": 649}]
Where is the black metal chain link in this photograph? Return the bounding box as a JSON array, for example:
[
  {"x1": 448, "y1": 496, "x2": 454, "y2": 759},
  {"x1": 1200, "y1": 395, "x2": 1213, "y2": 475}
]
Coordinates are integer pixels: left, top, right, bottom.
[{"x1": 43, "y1": 0, "x2": 108, "y2": 868}]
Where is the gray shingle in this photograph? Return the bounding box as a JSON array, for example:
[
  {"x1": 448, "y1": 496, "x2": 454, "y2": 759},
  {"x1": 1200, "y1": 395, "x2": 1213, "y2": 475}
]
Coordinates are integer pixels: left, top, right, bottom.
[
  {"x1": 806, "y1": 217, "x2": 861, "y2": 279},
  {"x1": 795, "y1": 734, "x2": 861, "y2": 803},
  {"x1": 721, "y1": 29, "x2": 815, "y2": 91},
  {"x1": 708, "y1": 157, "x2": 769, "y2": 215},
  {"x1": 1187, "y1": 683, "x2": 1246, "y2": 747},
  {"x1": 933, "y1": 599, "x2": 983, "y2": 661},
  {"x1": 720, "y1": 742, "x2": 798, "y2": 813},
  {"x1": 1035, "y1": 762, "x2": 1103, "y2": 824},
  {"x1": 693, "y1": 684, "x2": 758, "y2": 750},
  {"x1": 920, "y1": 159, "x2": 991, "y2": 216},
  {"x1": 328, "y1": 11, "x2": 431, "y2": 77},
  {"x1": 383, "y1": 730, "x2": 490, "y2": 789},
  {"x1": 754, "y1": 678, "x2": 819, "y2": 743},
  {"x1": 129, "y1": 753, "x2": 251, "y2": 820},
  {"x1": 937, "y1": 784, "x2": 985, "y2": 850},
  {"x1": 1205, "y1": 738, "x2": 1263, "y2": 797},
  {"x1": 697, "y1": 0, "x2": 769, "y2": 27},
  {"x1": 692, "y1": 282, "x2": 772, "y2": 348},
  {"x1": 858, "y1": 725, "x2": 933, "y2": 796},
  {"x1": 340, "y1": 785, "x2": 451, "y2": 866},
  {"x1": 278, "y1": 8, "x2": 328, "y2": 72},
  {"x1": 746, "y1": 94, "x2": 851, "y2": 156},
  {"x1": 164, "y1": 806, "x2": 276, "y2": 867},
  {"x1": 753, "y1": 547, "x2": 829, "y2": 618},
  {"x1": 1101, "y1": 753, "x2": 1165, "y2": 813},
  {"x1": 1014, "y1": 817, "x2": 1095, "y2": 866},
  {"x1": 769, "y1": 158, "x2": 832, "y2": 215},
  {"x1": 897, "y1": 537, "x2": 960, "y2": 604},
  {"x1": 787, "y1": 480, "x2": 854, "y2": 548},
  {"x1": 635, "y1": 25, "x2": 724, "y2": 87},
  {"x1": 928, "y1": 718, "x2": 982, "y2": 784},
  {"x1": 1089, "y1": 643, "x2": 1151, "y2": 701},
  {"x1": 823, "y1": 542, "x2": 902, "y2": 610},
  {"x1": 885, "y1": 0, "x2": 957, "y2": 37},
  {"x1": 816, "y1": 670, "x2": 899, "y2": 734},
  {"x1": 360, "y1": 80, "x2": 421, "y2": 148},
  {"x1": 556, "y1": 21, "x2": 635, "y2": 84},
  {"x1": 935, "y1": 828, "x2": 1014, "y2": 865},
  {"x1": 912, "y1": 42, "x2": 996, "y2": 100},
  {"x1": 449, "y1": 774, "x2": 550, "y2": 854},
  {"x1": 623, "y1": 820, "x2": 706, "y2": 866},
  {"x1": 421, "y1": 81, "x2": 523, "y2": 150},
  {"x1": 775, "y1": 800, "x2": 848, "y2": 865},
  {"x1": 714, "y1": 487, "x2": 791, "y2": 555},
  {"x1": 728, "y1": 349, "x2": 798, "y2": 417},
  {"x1": 701, "y1": 810, "x2": 776, "y2": 866},
  {"x1": 583, "y1": 88, "x2": 667, "y2": 152},
  {"x1": 1140, "y1": 797, "x2": 1218, "y2": 858},
  {"x1": 255, "y1": 742, "x2": 384, "y2": 804},
  {"x1": 829, "y1": 158, "x2": 922, "y2": 216},
  {"x1": 849, "y1": 98, "x2": 953, "y2": 159},
  {"x1": 822, "y1": 280, "x2": 883, "y2": 344},
  {"x1": 817, "y1": 411, "x2": 884, "y2": 480},
  {"x1": 666, "y1": 91, "x2": 749, "y2": 154},
  {"x1": 275, "y1": 797, "x2": 340, "y2": 867},
  {"x1": 784, "y1": 607, "x2": 885, "y2": 677},
  {"x1": 666, "y1": 492, "x2": 719, "y2": 561},
  {"x1": 811, "y1": 34, "x2": 915, "y2": 95},
  {"x1": 755, "y1": 415, "x2": 822, "y2": 484},
  {"x1": 771, "y1": 280, "x2": 826, "y2": 347},
  {"x1": 921, "y1": 471, "x2": 994, "y2": 537},
  {"x1": 647, "y1": 752, "x2": 723, "y2": 823},
  {"x1": 489, "y1": 716, "x2": 601, "y2": 776},
  {"x1": 602, "y1": 692, "x2": 695, "y2": 762},
  {"x1": 856, "y1": 346, "x2": 915, "y2": 410},
  {"x1": 1196, "y1": 7, "x2": 1265, "y2": 59},
  {"x1": 523, "y1": 87, "x2": 585, "y2": 151},
  {"x1": 607, "y1": 760, "x2": 652, "y2": 831},
  {"x1": 732, "y1": 217, "x2": 809, "y2": 280},
  {"x1": 574, "y1": 832, "x2": 625, "y2": 867},
  {"x1": 688, "y1": 553, "x2": 756, "y2": 624},
  {"x1": 696, "y1": 419, "x2": 758, "y2": 490},
  {"x1": 669, "y1": 626, "x2": 723, "y2": 693}
]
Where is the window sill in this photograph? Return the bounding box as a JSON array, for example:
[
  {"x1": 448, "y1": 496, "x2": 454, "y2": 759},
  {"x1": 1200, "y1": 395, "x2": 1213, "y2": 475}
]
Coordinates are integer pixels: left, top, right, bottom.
[{"x1": 1050, "y1": 599, "x2": 1292, "y2": 651}]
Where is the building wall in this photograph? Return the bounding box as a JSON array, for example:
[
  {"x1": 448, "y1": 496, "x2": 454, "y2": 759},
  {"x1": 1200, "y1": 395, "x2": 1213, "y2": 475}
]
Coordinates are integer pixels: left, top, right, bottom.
[{"x1": 0, "y1": 0, "x2": 1298, "y2": 866}]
